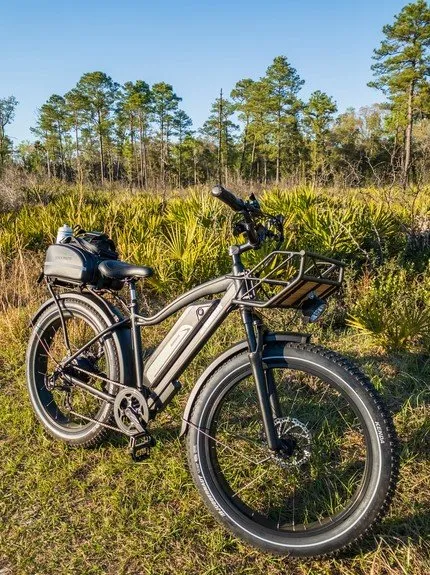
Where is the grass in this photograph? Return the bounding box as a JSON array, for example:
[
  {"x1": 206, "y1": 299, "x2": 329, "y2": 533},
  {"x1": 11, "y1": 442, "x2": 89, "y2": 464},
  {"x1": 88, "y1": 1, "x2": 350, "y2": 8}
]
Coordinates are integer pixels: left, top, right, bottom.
[
  {"x1": 0, "y1": 185, "x2": 429, "y2": 574},
  {"x1": 0, "y1": 311, "x2": 429, "y2": 575}
]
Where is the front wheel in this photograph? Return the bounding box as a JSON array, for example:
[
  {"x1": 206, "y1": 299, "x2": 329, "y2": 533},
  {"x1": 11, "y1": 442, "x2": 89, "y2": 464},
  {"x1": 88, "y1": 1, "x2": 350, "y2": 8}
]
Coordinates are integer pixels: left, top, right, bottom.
[{"x1": 186, "y1": 343, "x2": 398, "y2": 557}]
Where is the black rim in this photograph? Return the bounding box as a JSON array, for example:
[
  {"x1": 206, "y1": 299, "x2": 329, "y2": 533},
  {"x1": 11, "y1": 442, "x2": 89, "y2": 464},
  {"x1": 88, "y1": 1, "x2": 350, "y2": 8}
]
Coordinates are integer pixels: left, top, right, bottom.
[
  {"x1": 201, "y1": 360, "x2": 373, "y2": 534},
  {"x1": 32, "y1": 310, "x2": 111, "y2": 431}
]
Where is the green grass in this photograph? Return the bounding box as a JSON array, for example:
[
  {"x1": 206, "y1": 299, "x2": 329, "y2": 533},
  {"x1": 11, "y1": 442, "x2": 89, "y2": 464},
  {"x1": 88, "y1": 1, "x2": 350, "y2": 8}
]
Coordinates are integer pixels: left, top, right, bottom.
[
  {"x1": 0, "y1": 301, "x2": 429, "y2": 575},
  {"x1": 0, "y1": 185, "x2": 429, "y2": 574}
]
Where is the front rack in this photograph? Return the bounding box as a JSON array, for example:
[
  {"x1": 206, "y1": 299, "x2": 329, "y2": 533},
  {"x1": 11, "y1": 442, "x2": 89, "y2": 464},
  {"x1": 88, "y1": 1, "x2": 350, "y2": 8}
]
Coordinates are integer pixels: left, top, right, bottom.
[{"x1": 230, "y1": 250, "x2": 345, "y2": 309}]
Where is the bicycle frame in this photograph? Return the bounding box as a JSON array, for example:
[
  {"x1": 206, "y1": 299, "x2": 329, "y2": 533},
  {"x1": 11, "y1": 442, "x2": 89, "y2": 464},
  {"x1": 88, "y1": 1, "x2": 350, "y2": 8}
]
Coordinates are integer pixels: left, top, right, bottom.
[{"x1": 49, "y1": 246, "x2": 282, "y2": 449}]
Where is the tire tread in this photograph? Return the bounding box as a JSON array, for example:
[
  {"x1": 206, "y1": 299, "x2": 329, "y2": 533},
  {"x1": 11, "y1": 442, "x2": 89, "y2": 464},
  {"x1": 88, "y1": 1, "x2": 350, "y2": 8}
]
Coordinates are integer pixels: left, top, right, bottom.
[
  {"x1": 186, "y1": 342, "x2": 399, "y2": 557},
  {"x1": 27, "y1": 298, "x2": 120, "y2": 449}
]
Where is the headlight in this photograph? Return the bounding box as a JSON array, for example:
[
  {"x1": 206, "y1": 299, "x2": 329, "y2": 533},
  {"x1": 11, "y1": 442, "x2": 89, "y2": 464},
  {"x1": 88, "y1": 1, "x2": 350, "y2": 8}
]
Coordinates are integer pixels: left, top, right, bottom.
[{"x1": 302, "y1": 293, "x2": 327, "y2": 323}]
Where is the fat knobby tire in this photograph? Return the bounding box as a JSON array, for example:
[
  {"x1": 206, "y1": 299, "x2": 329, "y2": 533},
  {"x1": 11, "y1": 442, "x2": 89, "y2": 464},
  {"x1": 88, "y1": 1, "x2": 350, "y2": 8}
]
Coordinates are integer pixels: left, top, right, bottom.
[
  {"x1": 186, "y1": 342, "x2": 399, "y2": 557},
  {"x1": 26, "y1": 298, "x2": 121, "y2": 448}
]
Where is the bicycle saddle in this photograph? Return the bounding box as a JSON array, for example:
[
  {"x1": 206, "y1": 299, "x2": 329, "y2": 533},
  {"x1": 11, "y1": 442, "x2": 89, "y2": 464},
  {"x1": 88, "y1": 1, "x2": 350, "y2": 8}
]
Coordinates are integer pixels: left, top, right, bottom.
[{"x1": 99, "y1": 260, "x2": 154, "y2": 280}]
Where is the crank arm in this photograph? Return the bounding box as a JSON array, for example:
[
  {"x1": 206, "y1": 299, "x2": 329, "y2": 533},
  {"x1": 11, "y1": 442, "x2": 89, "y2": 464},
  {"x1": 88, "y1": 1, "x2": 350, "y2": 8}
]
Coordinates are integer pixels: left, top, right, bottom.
[{"x1": 124, "y1": 407, "x2": 146, "y2": 433}]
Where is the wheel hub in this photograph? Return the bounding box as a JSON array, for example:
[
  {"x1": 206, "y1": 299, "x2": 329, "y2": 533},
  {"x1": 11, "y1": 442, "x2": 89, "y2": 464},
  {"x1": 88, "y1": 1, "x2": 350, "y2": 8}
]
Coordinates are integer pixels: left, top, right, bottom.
[
  {"x1": 69, "y1": 355, "x2": 98, "y2": 382},
  {"x1": 272, "y1": 416, "x2": 312, "y2": 469}
]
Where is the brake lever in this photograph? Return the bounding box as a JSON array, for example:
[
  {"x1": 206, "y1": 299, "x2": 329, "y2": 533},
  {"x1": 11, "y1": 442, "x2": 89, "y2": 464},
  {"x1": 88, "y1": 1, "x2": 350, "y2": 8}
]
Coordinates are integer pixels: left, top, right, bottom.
[
  {"x1": 233, "y1": 204, "x2": 284, "y2": 248},
  {"x1": 266, "y1": 214, "x2": 285, "y2": 247},
  {"x1": 232, "y1": 220, "x2": 247, "y2": 237},
  {"x1": 248, "y1": 193, "x2": 261, "y2": 212}
]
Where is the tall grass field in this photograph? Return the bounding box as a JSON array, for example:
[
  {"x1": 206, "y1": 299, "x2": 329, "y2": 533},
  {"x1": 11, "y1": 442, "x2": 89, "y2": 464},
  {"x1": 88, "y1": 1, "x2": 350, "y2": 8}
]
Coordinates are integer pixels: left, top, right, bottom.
[{"x1": 0, "y1": 185, "x2": 429, "y2": 574}]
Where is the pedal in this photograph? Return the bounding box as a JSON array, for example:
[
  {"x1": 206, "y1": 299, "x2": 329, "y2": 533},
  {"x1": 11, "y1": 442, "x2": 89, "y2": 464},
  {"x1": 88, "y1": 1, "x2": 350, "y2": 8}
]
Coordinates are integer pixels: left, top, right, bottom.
[{"x1": 128, "y1": 432, "x2": 155, "y2": 462}]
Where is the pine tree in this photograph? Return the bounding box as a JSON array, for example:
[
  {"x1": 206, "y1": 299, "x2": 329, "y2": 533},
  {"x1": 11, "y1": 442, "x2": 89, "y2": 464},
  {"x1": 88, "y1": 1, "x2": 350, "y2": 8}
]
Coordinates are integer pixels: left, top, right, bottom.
[
  {"x1": 172, "y1": 109, "x2": 192, "y2": 187},
  {"x1": 263, "y1": 56, "x2": 304, "y2": 183},
  {"x1": 64, "y1": 88, "x2": 88, "y2": 182},
  {"x1": 231, "y1": 78, "x2": 255, "y2": 179},
  {"x1": 201, "y1": 95, "x2": 237, "y2": 184},
  {"x1": 152, "y1": 82, "x2": 181, "y2": 188},
  {"x1": 0, "y1": 96, "x2": 18, "y2": 172},
  {"x1": 74, "y1": 72, "x2": 119, "y2": 184},
  {"x1": 331, "y1": 109, "x2": 364, "y2": 186},
  {"x1": 32, "y1": 95, "x2": 69, "y2": 179},
  {"x1": 119, "y1": 81, "x2": 153, "y2": 187},
  {"x1": 303, "y1": 91, "x2": 337, "y2": 184},
  {"x1": 247, "y1": 80, "x2": 272, "y2": 182},
  {"x1": 369, "y1": 0, "x2": 430, "y2": 185}
]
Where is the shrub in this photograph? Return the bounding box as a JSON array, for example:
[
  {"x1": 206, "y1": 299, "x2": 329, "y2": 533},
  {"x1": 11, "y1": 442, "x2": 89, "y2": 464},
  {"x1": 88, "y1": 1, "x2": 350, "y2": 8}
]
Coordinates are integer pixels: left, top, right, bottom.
[{"x1": 346, "y1": 261, "x2": 430, "y2": 351}]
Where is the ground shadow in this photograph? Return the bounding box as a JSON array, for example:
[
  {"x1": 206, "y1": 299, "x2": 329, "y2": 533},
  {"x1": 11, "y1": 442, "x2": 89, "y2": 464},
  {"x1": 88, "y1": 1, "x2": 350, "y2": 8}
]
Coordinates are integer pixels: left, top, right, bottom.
[
  {"x1": 341, "y1": 348, "x2": 430, "y2": 411},
  {"x1": 338, "y1": 510, "x2": 430, "y2": 558},
  {"x1": 98, "y1": 422, "x2": 182, "y2": 449}
]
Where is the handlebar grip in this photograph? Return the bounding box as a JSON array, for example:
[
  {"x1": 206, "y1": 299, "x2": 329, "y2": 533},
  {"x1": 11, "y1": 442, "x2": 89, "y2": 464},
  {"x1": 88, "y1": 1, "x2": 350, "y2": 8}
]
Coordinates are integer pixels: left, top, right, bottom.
[{"x1": 212, "y1": 185, "x2": 246, "y2": 212}]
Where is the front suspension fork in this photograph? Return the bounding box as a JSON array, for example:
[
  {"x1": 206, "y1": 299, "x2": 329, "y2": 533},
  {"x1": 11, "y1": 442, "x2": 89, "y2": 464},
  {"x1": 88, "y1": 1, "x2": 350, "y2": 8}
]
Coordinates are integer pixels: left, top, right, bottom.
[{"x1": 241, "y1": 308, "x2": 281, "y2": 451}]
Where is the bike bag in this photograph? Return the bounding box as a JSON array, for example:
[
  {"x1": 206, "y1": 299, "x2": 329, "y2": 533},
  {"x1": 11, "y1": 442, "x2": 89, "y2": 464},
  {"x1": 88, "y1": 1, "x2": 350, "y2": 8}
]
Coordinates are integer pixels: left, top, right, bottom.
[
  {"x1": 43, "y1": 231, "x2": 122, "y2": 289},
  {"x1": 70, "y1": 231, "x2": 118, "y2": 260}
]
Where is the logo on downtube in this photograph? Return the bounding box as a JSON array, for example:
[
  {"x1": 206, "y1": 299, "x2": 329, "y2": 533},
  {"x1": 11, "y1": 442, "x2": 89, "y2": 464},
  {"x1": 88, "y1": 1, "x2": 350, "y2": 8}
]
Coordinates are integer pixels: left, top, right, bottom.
[{"x1": 145, "y1": 325, "x2": 193, "y2": 381}]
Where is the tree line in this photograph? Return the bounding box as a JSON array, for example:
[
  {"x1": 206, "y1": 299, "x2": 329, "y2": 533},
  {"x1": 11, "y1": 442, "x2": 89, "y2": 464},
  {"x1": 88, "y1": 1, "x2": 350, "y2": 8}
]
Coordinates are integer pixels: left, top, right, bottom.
[{"x1": 1, "y1": 0, "x2": 429, "y2": 189}]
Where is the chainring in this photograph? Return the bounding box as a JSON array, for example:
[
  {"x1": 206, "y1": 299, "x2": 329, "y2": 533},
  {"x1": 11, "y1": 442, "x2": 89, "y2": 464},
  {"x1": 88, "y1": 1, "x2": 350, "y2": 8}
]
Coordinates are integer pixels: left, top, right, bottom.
[{"x1": 113, "y1": 388, "x2": 150, "y2": 435}]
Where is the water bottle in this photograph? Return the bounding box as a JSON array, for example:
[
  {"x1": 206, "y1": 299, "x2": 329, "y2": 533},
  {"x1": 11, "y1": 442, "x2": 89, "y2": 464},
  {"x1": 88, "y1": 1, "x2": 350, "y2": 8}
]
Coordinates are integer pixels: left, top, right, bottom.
[{"x1": 56, "y1": 224, "x2": 73, "y2": 244}]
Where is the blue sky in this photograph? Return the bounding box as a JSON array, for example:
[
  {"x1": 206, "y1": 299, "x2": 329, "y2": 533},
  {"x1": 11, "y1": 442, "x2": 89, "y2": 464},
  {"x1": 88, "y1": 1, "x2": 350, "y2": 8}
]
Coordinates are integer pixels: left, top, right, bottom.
[{"x1": 1, "y1": 0, "x2": 407, "y2": 144}]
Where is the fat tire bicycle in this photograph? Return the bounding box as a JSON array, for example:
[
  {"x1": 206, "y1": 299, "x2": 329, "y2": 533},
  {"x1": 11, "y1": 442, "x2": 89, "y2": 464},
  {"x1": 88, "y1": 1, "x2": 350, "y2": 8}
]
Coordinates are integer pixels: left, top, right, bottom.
[{"x1": 26, "y1": 185, "x2": 398, "y2": 556}]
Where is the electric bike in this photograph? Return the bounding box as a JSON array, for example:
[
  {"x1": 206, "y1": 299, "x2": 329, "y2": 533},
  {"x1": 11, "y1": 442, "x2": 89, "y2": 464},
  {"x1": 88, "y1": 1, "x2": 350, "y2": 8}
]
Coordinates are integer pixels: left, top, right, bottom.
[{"x1": 26, "y1": 185, "x2": 398, "y2": 556}]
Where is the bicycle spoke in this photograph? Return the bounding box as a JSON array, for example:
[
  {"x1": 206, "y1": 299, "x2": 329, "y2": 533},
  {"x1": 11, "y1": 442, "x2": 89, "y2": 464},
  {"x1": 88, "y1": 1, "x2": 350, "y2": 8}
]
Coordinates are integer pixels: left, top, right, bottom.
[
  {"x1": 203, "y1": 367, "x2": 368, "y2": 533},
  {"x1": 32, "y1": 311, "x2": 111, "y2": 429}
]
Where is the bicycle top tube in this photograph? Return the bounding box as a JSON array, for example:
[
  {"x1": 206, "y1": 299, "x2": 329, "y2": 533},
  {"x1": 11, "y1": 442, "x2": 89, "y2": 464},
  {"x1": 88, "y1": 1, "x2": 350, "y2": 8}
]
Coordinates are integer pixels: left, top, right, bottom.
[{"x1": 135, "y1": 275, "x2": 234, "y2": 327}]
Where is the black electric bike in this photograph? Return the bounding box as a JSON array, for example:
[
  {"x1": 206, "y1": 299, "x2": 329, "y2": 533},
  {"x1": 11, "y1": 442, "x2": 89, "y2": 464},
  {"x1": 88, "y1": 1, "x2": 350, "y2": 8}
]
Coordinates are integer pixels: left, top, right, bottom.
[{"x1": 26, "y1": 185, "x2": 398, "y2": 557}]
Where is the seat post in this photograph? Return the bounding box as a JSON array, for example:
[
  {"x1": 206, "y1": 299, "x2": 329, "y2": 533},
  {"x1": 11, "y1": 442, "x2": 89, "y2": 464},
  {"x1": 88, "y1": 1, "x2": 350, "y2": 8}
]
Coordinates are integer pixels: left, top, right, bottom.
[
  {"x1": 128, "y1": 279, "x2": 144, "y2": 391},
  {"x1": 128, "y1": 278, "x2": 139, "y2": 313}
]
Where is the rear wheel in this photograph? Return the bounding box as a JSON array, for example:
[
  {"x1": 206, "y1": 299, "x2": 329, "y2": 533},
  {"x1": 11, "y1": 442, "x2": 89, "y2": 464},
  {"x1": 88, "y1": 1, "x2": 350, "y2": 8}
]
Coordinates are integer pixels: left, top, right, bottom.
[
  {"x1": 186, "y1": 343, "x2": 398, "y2": 556},
  {"x1": 26, "y1": 298, "x2": 121, "y2": 447}
]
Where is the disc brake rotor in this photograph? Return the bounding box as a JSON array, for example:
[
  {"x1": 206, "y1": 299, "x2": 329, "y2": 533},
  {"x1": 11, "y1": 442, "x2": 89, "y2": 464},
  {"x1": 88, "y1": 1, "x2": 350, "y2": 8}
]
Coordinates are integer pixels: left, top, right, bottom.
[{"x1": 272, "y1": 416, "x2": 312, "y2": 469}]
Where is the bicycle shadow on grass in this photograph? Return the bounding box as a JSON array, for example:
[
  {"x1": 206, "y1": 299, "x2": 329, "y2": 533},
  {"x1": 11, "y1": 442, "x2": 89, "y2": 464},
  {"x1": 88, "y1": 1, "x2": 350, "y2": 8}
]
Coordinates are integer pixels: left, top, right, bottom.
[
  {"x1": 341, "y1": 510, "x2": 430, "y2": 558},
  {"x1": 98, "y1": 423, "x2": 182, "y2": 449},
  {"x1": 333, "y1": 347, "x2": 430, "y2": 556}
]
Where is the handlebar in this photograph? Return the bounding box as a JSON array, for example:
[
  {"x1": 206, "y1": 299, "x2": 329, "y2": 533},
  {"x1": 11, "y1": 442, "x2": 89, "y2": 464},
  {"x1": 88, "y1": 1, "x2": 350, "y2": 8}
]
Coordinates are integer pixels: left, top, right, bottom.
[
  {"x1": 211, "y1": 184, "x2": 284, "y2": 251},
  {"x1": 212, "y1": 185, "x2": 247, "y2": 212}
]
